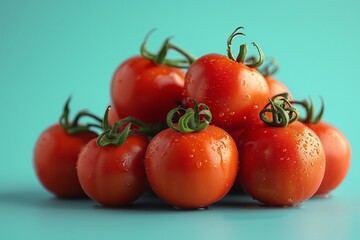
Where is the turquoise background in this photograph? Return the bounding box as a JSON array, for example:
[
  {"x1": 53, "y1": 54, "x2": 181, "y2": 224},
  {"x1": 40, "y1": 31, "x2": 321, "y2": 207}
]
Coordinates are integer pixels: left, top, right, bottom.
[{"x1": 1, "y1": 0, "x2": 359, "y2": 239}]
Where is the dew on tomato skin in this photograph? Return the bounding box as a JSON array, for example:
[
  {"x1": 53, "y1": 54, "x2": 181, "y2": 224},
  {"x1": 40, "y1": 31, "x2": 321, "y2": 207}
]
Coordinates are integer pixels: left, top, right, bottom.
[
  {"x1": 282, "y1": 148, "x2": 287, "y2": 153},
  {"x1": 196, "y1": 161, "x2": 202, "y2": 168},
  {"x1": 253, "y1": 105, "x2": 259, "y2": 110},
  {"x1": 189, "y1": 154, "x2": 194, "y2": 158},
  {"x1": 219, "y1": 112, "x2": 225, "y2": 118},
  {"x1": 230, "y1": 111, "x2": 235, "y2": 116},
  {"x1": 287, "y1": 198, "x2": 293, "y2": 203},
  {"x1": 246, "y1": 95, "x2": 252, "y2": 100}
]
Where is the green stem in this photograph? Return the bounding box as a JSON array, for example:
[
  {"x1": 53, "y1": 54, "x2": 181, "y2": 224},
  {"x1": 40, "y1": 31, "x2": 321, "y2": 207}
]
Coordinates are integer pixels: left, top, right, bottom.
[
  {"x1": 167, "y1": 98, "x2": 212, "y2": 133},
  {"x1": 96, "y1": 106, "x2": 164, "y2": 147},
  {"x1": 291, "y1": 97, "x2": 324, "y2": 124},
  {"x1": 226, "y1": 27, "x2": 265, "y2": 68},
  {"x1": 260, "y1": 57, "x2": 279, "y2": 77},
  {"x1": 59, "y1": 97, "x2": 102, "y2": 135},
  {"x1": 260, "y1": 96, "x2": 300, "y2": 127},
  {"x1": 140, "y1": 29, "x2": 195, "y2": 68}
]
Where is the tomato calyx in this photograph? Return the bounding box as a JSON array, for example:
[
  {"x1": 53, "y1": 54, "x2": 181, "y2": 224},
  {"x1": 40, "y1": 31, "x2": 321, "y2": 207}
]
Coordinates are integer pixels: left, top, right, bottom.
[
  {"x1": 256, "y1": 57, "x2": 279, "y2": 77},
  {"x1": 226, "y1": 26, "x2": 264, "y2": 68},
  {"x1": 167, "y1": 98, "x2": 212, "y2": 133},
  {"x1": 97, "y1": 107, "x2": 162, "y2": 147},
  {"x1": 140, "y1": 29, "x2": 195, "y2": 68},
  {"x1": 59, "y1": 97, "x2": 102, "y2": 135},
  {"x1": 291, "y1": 96, "x2": 325, "y2": 124},
  {"x1": 260, "y1": 93, "x2": 299, "y2": 127}
]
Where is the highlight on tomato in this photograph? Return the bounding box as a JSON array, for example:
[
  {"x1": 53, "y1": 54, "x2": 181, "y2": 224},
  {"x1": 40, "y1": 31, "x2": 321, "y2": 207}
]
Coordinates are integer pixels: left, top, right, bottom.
[
  {"x1": 33, "y1": 98, "x2": 102, "y2": 198},
  {"x1": 291, "y1": 97, "x2": 351, "y2": 196},
  {"x1": 184, "y1": 27, "x2": 269, "y2": 131},
  {"x1": 145, "y1": 99, "x2": 239, "y2": 209},
  {"x1": 111, "y1": 30, "x2": 195, "y2": 125},
  {"x1": 76, "y1": 107, "x2": 159, "y2": 207},
  {"x1": 237, "y1": 95, "x2": 326, "y2": 206}
]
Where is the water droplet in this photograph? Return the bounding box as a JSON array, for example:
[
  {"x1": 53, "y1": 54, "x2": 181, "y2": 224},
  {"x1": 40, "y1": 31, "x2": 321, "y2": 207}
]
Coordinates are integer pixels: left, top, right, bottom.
[
  {"x1": 126, "y1": 183, "x2": 131, "y2": 187},
  {"x1": 192, "y1": 148, "x2": 196, "y2": 152},
  {"x1": 280, "y1": 157, "x2": 284, "y2": 161},
  {"x1": 253, "y1": 105, "x2": 259, "y2": 110},
  {"x1": 189, "y1": 154, "x2": 194, "y2": 158},
  {"x1": 262, "y1": 177, "x2": 267, "y2": 181},
  {"x1": 213, "y1": 164, "x2": 218, "y2": 168},
  {"x1": 246, "y1": 95, "x2": 252, "y2": 100},
  {"x1": 196, "y1": 161, "x2": 202, "y2": 168},
  {"x1": 311, "y1": 162, "x2": 315, "y2": 166},
  {"x1": 282, "y1": 148, "x2": 287, "y2": 152},
  {"x1": 230, "y1": 111, "x2": 235, "y2": 116},
  {"x1": 288, "y1": 198, "x2": 293, "y2": 203}
]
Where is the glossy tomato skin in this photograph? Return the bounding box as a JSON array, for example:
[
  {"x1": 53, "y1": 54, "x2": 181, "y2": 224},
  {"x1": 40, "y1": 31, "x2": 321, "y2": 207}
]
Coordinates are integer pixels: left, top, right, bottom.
[
  {"x1": 145, "y1": 125, "x2": 238, "y2": 209},
  {"x1": 77, "y1": 134, "x2": 148, "y2": 206},
  {"x1": 265, "y1": 76, "x2": 292, "y2": 99},
  {"x1": 237, "y1": 121, "x2": 326, "y2": 206},
  {"x1": 305, "y1": 122, "x2": 351, "y2": 195},
  {"x1": 184, "y1": 54, "x2": 269, "y2": 131},
  {"x1": 111, "y1": 56, "x2": 185, "y2": 125},
  {"x1": 34, "y1": 124, "x2": 97, "y2": 198}
]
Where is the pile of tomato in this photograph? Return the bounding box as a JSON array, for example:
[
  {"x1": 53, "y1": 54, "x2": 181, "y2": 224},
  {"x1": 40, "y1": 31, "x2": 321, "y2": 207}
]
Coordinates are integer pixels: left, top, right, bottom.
[{"x1": 34, "y1": 27, "x2": 351, "y2": 209}]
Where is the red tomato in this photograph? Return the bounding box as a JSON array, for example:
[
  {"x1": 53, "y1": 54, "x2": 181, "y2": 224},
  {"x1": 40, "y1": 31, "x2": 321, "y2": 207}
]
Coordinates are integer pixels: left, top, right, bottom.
[
  {"x1": 184, "y1": 54, "x2": 269, "y2": 131},
  {"x1": 34, "y1": 124, "x2": 97, "y2": 198},
  {"x1": 111, "y1": 56, "x2": 185, "y2": 125},
  {"x1": 305, "y1": 122, "x2": 351, "y2": 195},
  {"x1": 265, "y1": 76, "x2": 292, "y2": 99},
  {"x1": 77, "y1": 134, "x2": 148, "y2": 206},
  {"x1": 237, "y1": 121, "x2": 326, "y2": 206},
  {"x1": 145, "y1": 125, "x2": 238, "y2": 209}
]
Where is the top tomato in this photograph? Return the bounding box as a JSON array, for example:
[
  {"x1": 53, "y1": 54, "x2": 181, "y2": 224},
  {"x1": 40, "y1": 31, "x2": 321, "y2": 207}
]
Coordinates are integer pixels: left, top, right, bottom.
[
  {"x1": 184, "y1": 27, "x2": 269, "y2": 131},
  {"x1": 111, "y1": 56, "x2": 185, "y2": 124},
  {"x1": 111, "y1": 32, "x2": 195, "y2": 125}
]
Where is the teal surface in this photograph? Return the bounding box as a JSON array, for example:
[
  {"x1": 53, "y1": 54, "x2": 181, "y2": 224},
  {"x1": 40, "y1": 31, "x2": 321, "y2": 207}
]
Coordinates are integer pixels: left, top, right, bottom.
[{"x1": 1, "y1": 0, "x2": 360, "y2": 239}]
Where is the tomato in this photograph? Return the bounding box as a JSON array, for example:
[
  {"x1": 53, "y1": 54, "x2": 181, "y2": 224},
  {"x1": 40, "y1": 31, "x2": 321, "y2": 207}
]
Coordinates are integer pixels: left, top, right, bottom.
[
  {"x1": 237, "y1": 121, "x2": 326, "y2": 206},
  {"x1": 184, "y1": 28, "x2": 269, "y2": 131},
  {"x1": 145, "y1": 125, "x2": 238, "y2": 209},
  {"x1": 290, "y1": 97, "x2": 351, "y2": 195},
  {"x1": 265, "y1": 76, "x2": 292, "y2": 99},
  {"x1": 111, "y1": 56, "x2": 185, "y2": 124},
  {"x1": 77, "y1": 134, "x2": 148, "y2": 206},
  {"x1": 237, "y1": 97, "x2": 326, "y2": 206},
  {"x1": 306, "y1": 122, "x2": 350, "y2": 195},
  {"x1": 33, "y1": 99, "x2": 101, "y2": 198},
  {"x1": 34, "y1": 124, "x2": 97, "y2": 198},
  {"x1": 111, "y1": 33, "x2": 194, "y2": 125},
  {"x1": 257, "y1": 57, "x2": 292, "y2": 99}
]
